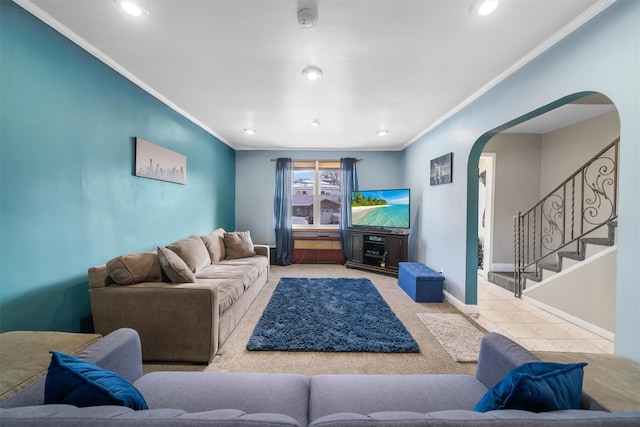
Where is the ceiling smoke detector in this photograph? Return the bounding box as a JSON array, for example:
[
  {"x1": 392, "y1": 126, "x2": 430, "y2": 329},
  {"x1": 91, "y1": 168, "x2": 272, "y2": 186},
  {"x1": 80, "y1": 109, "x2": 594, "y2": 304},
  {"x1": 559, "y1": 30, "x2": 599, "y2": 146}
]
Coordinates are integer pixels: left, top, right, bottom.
[{"x1": 298, "y1": 8, "x2": 317, "y2": 27}]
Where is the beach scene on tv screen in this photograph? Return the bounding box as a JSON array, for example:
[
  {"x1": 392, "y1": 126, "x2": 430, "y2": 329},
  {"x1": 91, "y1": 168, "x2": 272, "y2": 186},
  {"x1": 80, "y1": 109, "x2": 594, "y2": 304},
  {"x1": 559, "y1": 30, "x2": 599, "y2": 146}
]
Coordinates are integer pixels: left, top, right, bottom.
[{"x1": 351, "y1": 190, "x2": 410, "y2": 228}]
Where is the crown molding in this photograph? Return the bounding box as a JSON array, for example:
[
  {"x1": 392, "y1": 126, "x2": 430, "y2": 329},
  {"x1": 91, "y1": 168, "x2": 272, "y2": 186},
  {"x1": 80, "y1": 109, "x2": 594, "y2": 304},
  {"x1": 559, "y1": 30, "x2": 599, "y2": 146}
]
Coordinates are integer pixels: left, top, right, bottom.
[
  {"x1": 404, "y1": 0, "x2": 617, "y2": 149},
  {"x1": 12, "y1": 0, "x2": 235, "y2": 149}
]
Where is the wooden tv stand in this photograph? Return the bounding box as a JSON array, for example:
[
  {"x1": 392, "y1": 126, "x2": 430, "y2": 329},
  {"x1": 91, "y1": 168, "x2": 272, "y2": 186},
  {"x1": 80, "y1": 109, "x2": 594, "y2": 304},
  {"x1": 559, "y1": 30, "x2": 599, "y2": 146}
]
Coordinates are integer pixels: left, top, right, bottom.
[{"x1": 345, "y1": 228, "x2": 408, "y2": 277}]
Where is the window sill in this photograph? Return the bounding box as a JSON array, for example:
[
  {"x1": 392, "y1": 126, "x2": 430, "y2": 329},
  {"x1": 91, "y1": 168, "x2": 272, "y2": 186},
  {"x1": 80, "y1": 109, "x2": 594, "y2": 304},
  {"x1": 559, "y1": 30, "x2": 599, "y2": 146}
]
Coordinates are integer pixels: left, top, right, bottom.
[{"x1": 292, "y1": 225, "x2": 340, "y2": 232}]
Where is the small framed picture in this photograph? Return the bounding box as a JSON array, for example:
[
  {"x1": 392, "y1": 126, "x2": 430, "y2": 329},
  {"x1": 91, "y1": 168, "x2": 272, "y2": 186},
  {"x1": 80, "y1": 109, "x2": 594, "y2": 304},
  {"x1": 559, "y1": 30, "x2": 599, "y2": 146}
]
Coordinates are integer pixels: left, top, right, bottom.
[
  {"x1": 135, "y1": 137, "x2": 186, "y2": 185},
  {"x1": 430, "y1": 152, "x2": 453, "y2": 186}
]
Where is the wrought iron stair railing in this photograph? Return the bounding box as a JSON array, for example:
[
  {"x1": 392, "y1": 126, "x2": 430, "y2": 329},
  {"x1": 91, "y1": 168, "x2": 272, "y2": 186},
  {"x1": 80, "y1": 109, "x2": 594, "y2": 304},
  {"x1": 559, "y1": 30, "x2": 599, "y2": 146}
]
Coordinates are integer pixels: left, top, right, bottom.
[{"x1": 513, "y1": 138, "x2": 619, "y2": 297}]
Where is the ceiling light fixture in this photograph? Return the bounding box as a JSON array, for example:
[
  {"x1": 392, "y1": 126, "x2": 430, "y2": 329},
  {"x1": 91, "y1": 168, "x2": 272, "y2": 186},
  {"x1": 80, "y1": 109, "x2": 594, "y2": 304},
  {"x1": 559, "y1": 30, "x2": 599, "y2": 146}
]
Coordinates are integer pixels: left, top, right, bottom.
[
  {"x1": 469, "y1": 0, "x2": 499, "y2": 16},
  {"x1": 243, "y1": 128, "x2": 256, "y2": 135},
  {"x1": 376, "y1": 129, "x2": 389, "y2": 136},
  {"x1": 114, "y1": 0, "x2": 150, "y2": 16},
  {"x1": 302, "y1": 65, "x2": 323, "y2": 81},
  {"x1": 310, "y1": 119, "x2": 322, "y2": 127}
]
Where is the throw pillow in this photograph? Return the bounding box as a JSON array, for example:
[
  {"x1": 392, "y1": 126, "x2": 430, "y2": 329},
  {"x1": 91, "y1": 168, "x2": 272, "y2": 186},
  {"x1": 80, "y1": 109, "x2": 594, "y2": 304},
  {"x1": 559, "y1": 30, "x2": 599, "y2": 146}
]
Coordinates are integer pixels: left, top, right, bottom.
[
  {"x1": 224, "y1": 231, "x2": 256, "y2": 260},
  {"x1": 166, "y1": 236, "x2": 211, "y2": 272},
  {"x1": 44, "y1": 351, "x2": 148, "y2": 410},
  {"x1": 473, "y1": 361, "x2": 587, "y2": 413},
  {"x1": 157, "y1": 246, "x2": 197, "y2": 283},
  {"x1": 106, "y1": 252, "x2": 162, "y2": 285},
  {"x1": 200, "y1": 228, "x2": 226, "y2": 262}
]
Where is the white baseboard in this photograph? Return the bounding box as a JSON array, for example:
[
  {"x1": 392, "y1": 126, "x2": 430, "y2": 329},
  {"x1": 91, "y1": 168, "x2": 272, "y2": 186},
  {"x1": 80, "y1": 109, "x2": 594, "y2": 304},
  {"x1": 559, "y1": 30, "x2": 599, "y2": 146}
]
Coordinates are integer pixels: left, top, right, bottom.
[
  {"x1": 444, "y1": 290, "x2": 479, "y2": 315},
  {"x1": 521, "y1": 295, "x2": 615, "y2": 341}
]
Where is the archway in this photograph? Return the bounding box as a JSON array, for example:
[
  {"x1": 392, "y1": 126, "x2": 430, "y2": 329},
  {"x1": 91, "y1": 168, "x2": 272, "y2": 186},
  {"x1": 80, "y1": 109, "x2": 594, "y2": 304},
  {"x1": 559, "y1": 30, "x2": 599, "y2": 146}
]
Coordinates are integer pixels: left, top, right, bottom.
[{"x1": 466, "y1": 91, "x2": 619, "y2": 344}]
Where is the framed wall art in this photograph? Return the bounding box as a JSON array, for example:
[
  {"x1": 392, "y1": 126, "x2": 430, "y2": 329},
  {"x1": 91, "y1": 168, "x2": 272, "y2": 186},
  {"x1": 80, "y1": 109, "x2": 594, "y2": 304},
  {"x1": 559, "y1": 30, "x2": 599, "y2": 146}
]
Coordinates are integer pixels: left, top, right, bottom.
[
  {"x1": 430, "y1": 152, "x2": 453, "y2": 186},
  {"x1": 135, "y1": 137, "x2": 186, "y2": 184}
]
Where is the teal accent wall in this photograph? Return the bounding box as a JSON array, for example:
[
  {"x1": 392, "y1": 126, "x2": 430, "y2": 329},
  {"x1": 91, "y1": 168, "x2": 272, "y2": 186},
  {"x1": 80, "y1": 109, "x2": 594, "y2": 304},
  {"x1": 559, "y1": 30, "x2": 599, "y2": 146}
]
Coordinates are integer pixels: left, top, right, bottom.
[
  {"x1": 403, "y1": 0, "x2": 639, "y2": 360},
  {"x1": 0, "y1": 2, "x2": 235, "y2": 333}
]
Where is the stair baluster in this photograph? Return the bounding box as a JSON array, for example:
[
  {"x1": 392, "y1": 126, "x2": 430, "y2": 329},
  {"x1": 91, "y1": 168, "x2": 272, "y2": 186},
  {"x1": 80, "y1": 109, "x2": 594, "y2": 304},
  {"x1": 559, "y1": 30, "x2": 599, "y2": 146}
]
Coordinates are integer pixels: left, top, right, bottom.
[{"x1": 513, "y1": 138, "x2": 619, "y2": 296}]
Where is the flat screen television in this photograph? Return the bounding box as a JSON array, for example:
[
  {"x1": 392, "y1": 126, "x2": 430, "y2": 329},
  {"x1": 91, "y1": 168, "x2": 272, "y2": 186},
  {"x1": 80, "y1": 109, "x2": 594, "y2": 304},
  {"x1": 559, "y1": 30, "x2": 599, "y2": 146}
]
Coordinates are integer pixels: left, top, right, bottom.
[{"x1": 350, "y1": 189, "x2": 410, "y2": 230}]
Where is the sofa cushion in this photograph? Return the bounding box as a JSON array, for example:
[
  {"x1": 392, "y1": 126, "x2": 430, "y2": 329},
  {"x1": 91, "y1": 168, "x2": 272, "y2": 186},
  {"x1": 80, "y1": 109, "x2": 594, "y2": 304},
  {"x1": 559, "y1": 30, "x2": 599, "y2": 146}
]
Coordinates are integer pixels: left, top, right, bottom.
[
  {"x1": 309, "y1": 374, "x2": 488, "y2": 423},
  {"x1": 133, "y1": 371, "x2": 310, "y2": 426},
  {"x1": 0, "y1": 406, "x2": 302, "y2": 426},
  {"x1": 196, "y1": 257, "x2": 267, "y2": 290},
  {"x1": 196, "y1": 266, "x2": 253, "y2": 291},
  {"x1": 473, "y1": 361, "x2": 587, "y2": 413},
  {"x1": 167, "y1": 236, "x2": 211, "y2": 273},
  {"x1": 224, "y1": 231, "x2": 256, "y2": 260},
  {"x1": 307, "y1": 409, "x2": 640, "y2": 426},
  {"x1": 44, "y1": 351, "x2": 148, "y2": 410},
  {"x1": 200, "y1": 228, "x2": 226, "y2": 262},
  {"x1": 157, "y1": 247, "x2": 197, "y2": 283},
  {"x1": 196, "y1": 278, "x2": 245, "y2": 314},
  {"x1": 106, "y1": 252, "x2": 162, "y2": 285}
]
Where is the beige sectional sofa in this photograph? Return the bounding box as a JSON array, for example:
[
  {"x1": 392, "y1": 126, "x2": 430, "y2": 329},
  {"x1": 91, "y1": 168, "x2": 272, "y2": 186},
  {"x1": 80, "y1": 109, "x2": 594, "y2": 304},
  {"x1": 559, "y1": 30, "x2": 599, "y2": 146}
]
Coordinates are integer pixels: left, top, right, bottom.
[{"x1": 88, "y1": 229, "x2": 269, "y2": 363}]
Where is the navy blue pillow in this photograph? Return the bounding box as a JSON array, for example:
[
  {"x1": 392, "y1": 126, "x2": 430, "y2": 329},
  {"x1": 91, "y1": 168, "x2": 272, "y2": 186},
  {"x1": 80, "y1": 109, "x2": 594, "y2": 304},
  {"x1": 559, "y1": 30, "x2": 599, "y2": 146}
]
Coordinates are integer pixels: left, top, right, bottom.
[
  {"x1": 45, "y1": 351, "x2": 148, "y2": 410},
  {"x1": 474, "y1": 361, "x2": 587, "y2": 413}
]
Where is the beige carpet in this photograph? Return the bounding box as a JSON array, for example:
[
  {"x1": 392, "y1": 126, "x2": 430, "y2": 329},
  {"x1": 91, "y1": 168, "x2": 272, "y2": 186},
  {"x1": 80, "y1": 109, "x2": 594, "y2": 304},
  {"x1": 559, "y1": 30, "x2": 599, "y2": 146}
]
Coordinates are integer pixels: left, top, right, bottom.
[
  {"x1": 144, "y1": 264, "x2": 477, "y2": 377},
  {"x1": 417, "y1": 313, "x2": 485, "y2": 362},
  {"x1": 143, "y1": 264, "x2": 639, "y2": 412}
]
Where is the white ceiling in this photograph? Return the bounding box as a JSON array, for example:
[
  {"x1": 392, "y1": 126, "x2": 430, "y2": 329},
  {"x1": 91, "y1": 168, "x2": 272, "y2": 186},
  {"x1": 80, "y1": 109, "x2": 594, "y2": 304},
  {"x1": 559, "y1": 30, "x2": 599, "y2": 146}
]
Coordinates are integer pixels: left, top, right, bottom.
[
  {"x1": 19, "y1": 0, "x2": 612, "y2": 151},
  {"x1": 502, "y1": 103, "x2": 616, "y2": 134}
]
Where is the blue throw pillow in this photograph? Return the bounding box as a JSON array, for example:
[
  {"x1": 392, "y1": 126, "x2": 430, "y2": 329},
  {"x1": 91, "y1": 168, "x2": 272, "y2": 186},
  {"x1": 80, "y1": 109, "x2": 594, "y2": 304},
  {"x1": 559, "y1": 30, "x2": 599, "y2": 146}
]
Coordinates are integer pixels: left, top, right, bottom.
[
  {"x1": 45, "y1": 351, "x2": 148, "y2": 410},
  {"x1": 473, "y1": 361, "x2": 587, "y2": 413}
]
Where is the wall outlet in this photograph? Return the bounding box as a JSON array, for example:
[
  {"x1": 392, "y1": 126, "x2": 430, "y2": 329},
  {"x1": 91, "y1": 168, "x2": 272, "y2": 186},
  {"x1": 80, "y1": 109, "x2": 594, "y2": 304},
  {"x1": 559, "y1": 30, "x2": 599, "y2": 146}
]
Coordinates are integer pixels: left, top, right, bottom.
[{"x1": 439, "y1": 269, "x2": 444, "y2": 276}]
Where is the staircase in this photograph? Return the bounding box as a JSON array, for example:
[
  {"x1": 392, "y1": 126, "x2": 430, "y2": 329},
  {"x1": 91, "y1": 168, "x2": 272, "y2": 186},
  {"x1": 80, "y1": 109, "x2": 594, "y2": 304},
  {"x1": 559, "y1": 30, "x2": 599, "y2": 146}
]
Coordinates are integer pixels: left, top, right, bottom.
[
  {"x1": 513, "y1": 138, "x2": 619, "y2": 297},
  {"x1": 522, "y1": 220, "x2": 617, "y2": 285}
]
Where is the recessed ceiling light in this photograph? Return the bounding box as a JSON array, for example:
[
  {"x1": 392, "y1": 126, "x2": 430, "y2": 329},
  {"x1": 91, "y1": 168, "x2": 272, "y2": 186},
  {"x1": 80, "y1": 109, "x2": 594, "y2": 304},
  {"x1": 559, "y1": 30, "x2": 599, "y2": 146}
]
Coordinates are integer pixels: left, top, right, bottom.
[
  {"x1": 377, "y1": 129, "x2": 389, "y2": 136},
  {"x1": 469, "y1": 0, "x2": 499, "y2": 16},
  {"x1": 243, "y1": 128, "x2": 256, "y2": 135},
  {"x1": 310, "y1": 119, "x2": 322, "y2": 127},
  {"x1": 302, "y1": 65, "x2": 323, "y2": 81},
  {"x1": 114, "y1": 0, "x2": 150, "y2": 16}
]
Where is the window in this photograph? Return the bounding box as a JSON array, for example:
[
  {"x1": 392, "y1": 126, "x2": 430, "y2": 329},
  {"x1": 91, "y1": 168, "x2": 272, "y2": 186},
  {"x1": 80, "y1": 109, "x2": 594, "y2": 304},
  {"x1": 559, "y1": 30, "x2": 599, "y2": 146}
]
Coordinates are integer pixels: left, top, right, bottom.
[{"x1": 292, "y1": 160, "x2": 341, "y2": 227}]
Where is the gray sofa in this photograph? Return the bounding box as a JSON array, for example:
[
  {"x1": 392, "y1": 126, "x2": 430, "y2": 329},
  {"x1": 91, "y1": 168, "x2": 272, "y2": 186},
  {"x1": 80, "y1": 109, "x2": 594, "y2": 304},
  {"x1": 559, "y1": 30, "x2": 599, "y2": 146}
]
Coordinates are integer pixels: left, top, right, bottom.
[
  {"x1": 88, "y1": 229, "x2": 269, "y2": 363},
  {"x1": 2, "y1": 328, "x2": 639, "y2": 426}
]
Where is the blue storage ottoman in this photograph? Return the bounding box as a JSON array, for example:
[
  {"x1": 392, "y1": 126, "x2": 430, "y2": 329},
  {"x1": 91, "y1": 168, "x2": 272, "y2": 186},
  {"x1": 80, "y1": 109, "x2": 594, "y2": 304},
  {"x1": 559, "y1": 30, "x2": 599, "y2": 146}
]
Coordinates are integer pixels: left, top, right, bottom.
[{"x1": 398, "y1": 262, "x2": 444, "y2": 302}]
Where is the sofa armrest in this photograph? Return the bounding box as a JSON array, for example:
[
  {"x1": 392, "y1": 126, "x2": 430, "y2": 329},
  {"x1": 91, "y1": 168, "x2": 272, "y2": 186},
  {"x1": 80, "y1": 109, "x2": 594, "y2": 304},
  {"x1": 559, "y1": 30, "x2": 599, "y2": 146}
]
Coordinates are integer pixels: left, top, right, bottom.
[
  {"x1": 253, "y1": 244, "x2": 270, "y2": 262},
  {"x1": 88, "y1": 264, "x2": 113, "y2": 289},
  {"x1": 475, "y1": 333, "x2": 609, "y2": 411},
  {"x1": 89, "y1": 283, "x2": 219, "y2": 363},
  {"x1": 0, "y1": 328, "x2": 142, "y2": 409},
  {"x1": 475, "y1": 332, "x2": 539, "y2": 389},
  {"x1": 75, "y1": 328, "x2": 143, "y2": 383}
]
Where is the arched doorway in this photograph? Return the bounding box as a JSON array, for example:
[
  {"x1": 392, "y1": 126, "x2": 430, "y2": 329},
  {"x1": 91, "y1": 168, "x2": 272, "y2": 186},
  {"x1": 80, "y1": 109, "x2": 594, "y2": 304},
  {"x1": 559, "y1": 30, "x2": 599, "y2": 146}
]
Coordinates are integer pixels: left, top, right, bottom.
[{"x1": 468, "y1": 91, "x2": 619, "y2": 352}]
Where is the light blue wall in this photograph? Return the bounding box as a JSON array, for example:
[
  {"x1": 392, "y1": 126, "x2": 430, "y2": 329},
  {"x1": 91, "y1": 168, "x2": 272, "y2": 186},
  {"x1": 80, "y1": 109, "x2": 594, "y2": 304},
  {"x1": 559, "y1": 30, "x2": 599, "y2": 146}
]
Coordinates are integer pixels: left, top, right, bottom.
[
  {"x1": 404, "y1": 0, "x2": 639, "y2": 360},
  {"x1": 0, "y1": 3, "x2": 235, "y2": 333},
  {"x1": 236, "y1": 150, "x2": 404, "y2": 246}
]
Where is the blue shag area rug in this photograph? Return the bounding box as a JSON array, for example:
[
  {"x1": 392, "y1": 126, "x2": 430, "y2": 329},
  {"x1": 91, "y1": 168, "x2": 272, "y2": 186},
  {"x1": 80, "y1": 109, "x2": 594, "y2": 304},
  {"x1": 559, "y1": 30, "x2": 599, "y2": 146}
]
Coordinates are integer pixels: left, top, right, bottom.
[{"x1": 247, "y1": 278, "x2": 419, "y2": 353}]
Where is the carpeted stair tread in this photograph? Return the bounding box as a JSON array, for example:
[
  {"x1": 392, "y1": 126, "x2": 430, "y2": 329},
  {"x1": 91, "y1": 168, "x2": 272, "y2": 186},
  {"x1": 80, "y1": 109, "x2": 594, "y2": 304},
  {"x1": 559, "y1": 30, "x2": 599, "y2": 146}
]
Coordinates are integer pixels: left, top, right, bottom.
[
  {"x1": 522, "y1": 272, "x2": 541, "y2": 282},
  {"x1": 538, "y1": 261, "x2": 561, "y2": 273},
  {"x1": 581, "y1": 237, "x2": 613, "y2": 246},
  {"x1": 558, "y1": 251, "x2": 585, "y2": 261}
]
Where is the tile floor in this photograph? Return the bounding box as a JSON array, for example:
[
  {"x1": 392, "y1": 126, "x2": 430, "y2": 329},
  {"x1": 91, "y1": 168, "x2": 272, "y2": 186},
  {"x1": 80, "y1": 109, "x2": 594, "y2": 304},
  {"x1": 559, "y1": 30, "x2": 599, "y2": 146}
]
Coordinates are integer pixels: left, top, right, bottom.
[{"x1": 471, "y1": 276, "x2": 614, "y2": 354}]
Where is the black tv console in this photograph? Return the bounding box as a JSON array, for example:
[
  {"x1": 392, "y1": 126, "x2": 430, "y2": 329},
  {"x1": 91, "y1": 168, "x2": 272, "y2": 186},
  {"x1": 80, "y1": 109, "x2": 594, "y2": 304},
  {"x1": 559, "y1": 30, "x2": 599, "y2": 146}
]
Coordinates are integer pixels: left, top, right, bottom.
[{"x1": 345, "y1": 228, "x2": 408, "y2": 277}]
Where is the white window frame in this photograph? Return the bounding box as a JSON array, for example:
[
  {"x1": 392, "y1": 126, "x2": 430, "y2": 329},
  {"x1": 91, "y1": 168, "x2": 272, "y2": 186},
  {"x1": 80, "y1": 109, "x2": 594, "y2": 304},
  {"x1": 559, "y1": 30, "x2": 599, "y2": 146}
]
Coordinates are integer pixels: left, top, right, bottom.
[{"x1": 292, "y1": 160, "x2": 341, "y2": 230}]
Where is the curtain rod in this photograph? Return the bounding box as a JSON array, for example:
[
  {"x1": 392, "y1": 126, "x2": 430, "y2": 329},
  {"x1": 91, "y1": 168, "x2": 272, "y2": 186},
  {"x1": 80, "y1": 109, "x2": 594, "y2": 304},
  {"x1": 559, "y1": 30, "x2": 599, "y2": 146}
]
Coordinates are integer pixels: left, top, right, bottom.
[{"x1": 270, "y1": 158, "x2": 363, "y2": 162}]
